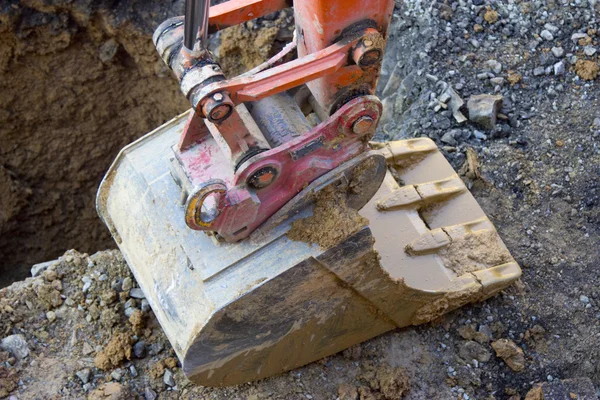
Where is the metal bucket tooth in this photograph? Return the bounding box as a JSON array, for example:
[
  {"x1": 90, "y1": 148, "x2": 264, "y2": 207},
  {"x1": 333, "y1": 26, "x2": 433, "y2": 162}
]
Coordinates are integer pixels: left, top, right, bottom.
[{"x1": 97, "y1": 115, "x2": 521, "y2": 387}]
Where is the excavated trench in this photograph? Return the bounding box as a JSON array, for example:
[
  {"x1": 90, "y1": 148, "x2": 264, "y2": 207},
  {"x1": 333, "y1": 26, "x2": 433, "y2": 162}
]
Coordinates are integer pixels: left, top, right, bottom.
[{"x1": 0, "y1": 0, "x2": 292, "y2": 287}]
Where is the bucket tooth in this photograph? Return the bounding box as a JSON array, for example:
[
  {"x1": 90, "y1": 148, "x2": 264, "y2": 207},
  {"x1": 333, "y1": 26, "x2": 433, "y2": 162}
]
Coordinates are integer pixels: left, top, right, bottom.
[
  {"x1": 376, "y1": 185, "x2": 421, "y2": 210},
  {"x1": 407, "y1": 218, "x2": 502, "y2": 255},
  {"x1": 405, "y1": 228, "x2": 451, "y2": 255},
  {"x1": 442, "y1": 217, "x2": 494, "y2": 240},
  {"x1": 413, "y1": 175, "x2": 467, "y2": 202},
  {"x1": 377, "y1": 175, "x2": 466, "y2": 211},
  {"x1": 371, "y1": 138, "x2": 437, "y2": 164},
  {"x1": 473, "y1": 262, "x2": 522, "y2": 296}
]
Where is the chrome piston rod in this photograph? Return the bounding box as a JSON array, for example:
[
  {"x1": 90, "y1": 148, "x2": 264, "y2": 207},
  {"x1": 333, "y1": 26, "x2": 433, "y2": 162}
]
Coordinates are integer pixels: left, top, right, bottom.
[{"x1": 184, "y1": 0, "x2": 210, "y2": 52}]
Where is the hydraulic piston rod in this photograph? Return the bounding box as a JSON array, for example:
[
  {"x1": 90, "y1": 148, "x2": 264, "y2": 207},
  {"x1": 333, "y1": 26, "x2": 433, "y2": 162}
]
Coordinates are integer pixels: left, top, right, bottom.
[{"x1": 184, "y1": 0, "x2": 210, "y2": 51}]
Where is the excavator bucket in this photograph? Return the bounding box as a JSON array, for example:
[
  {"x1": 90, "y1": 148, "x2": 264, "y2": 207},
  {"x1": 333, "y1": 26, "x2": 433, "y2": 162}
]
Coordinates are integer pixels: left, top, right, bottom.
[{"x1": 97, "y1": 111, "x2": 521, "y2": 387}]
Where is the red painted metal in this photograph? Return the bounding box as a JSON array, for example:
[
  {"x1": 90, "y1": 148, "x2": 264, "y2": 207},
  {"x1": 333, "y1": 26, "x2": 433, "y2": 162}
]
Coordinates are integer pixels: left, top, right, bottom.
[
  {"x1": 192, "y1": 36, "x2": 358, "y2": 108},
  {"x1": 177, "y1": 96, "x2": 382, "y2": 241},
  {"x1": 163, "y1": 0, "x2": 396, "y2": 241},
  {"x1": 294, "y1": 0, "x2": 395, "y2": 113},
  {"x1": 178, "y1": 110, "x2": 210, "y2": 150},
  {"x1": 208, "y1": 0, "x2": 292, "y2": 33}
]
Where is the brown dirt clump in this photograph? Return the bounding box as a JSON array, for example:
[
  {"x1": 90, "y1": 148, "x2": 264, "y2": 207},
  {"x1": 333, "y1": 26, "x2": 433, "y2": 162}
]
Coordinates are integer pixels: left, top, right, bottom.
[
  {"x1": 164, "y1": 357, "x2": 178, "y2": 369},
  {"x1": 129, "y1": 309, "x2": 145, "y2": 335},
  {"x1": 287, "y1": 186, "x2": 368, "y2": 248},
  {"x1": 0, "y1": 365, "x2": 19, "y2": 397},
  {"x1": 95, "y1": 332, "x2": 133, "y2": 370},
  {"x1": 358, "y1": 361, "x2": 410, "y2": 399},
  {"x1": 439, "y1": 230, "x2": 513, "y2": 276},
  {"x1": 338, "y1": 383, "x2": 359, "y2": 400},
  {"x1": 491, "y1": 339, "x2": 526, "y2": 372},
  {"x1": 149, "y1": 360, "x2": 166, "y2": 380},
  {"x1": 484, "y1": 7, "x2": 499, "y2": 24},
  {"x1": 524, "y1": 385, "x2": 543, "y2": 400},
  {"x1": 458, "y1": 147, "x2": 481, "y2": 182},
  {"x1": 507, "y1": 71, "x2": 522, "y2": 85},
  {"x1": 35, "y1": 283, "x2": 64, "y2": 310},
  {"x1": 575, "y1": 59, "x2": 599, "y2": 80}
]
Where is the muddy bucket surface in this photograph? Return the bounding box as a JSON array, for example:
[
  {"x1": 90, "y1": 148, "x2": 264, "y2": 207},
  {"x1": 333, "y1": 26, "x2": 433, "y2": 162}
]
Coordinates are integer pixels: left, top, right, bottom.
[{"x1": 97, "y1": 111, "x2": 521, "y2": 387}]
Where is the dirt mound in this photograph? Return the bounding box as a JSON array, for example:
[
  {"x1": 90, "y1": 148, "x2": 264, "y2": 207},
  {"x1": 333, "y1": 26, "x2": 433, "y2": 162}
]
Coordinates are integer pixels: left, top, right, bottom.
[
  {"x1": 1, "y1": 249, "x2": 418, "y2": 399},
  {"x1": 0, "y1": 1, "x2": 292, "y2": 287},
  {"x1": 0, "y1": 0, "x2": 189, "y2": 287}
]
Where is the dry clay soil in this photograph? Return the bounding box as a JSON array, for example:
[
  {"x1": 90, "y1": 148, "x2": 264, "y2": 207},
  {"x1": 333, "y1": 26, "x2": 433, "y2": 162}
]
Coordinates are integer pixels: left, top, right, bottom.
[{"x1": 1, "y1": 1, "x2": 600, "y2": 400}]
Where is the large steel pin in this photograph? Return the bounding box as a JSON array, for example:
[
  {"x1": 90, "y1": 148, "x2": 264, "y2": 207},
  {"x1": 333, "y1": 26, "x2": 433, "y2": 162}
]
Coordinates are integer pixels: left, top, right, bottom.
[{"x1": 184, "y1": 0, "x2": 210, "y2": 53}]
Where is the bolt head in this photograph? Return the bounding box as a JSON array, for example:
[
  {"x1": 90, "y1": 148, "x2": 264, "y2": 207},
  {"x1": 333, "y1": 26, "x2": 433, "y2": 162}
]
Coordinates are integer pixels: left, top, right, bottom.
[
  {"x1": 213, "y1": 92, "x2": 224, "y2": 101},
  {"x1": 352, "y1": 116, "x2": 375, "y2": 135}
]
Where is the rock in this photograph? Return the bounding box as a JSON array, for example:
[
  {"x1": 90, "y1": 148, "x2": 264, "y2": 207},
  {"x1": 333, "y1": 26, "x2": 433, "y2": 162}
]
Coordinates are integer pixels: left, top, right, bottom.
[
  {"x1": 141, "y1": 299, "x2": 151, "y2": 313},
  {"x1": 533, "y1": 67, "x2": 546, "y2": 76},
  {"x1": 473, "y1": 130, "x2": 487, "y2": 140},
  {"x1": 130, "y1": 365, "x2": 138, "y2": 377},
  {"x1": 571, "y1": 32, "x2": 589, "y2": 43},
  {"x1": 149, "y1": 342, "x2": 164, "y2": 356},
  {"x1": 551, "y1": 47, "x2": 564, "y2": 58},
  {"x1": 46, "y1": 311, "x2": 56, "y2": 323},
  {"x1": 441, "y1": 87, "x2": 466, "y2": 123},
  {"x1": 133, "y1": 341, "x2": 147, "y2": 359},
  {"x1": 99, "y1": 39, "x2": 119, "y2": 64},
  {"x1": 441, "y1": 130, "x2": 459, "y2": 146},
  {"x1": 76, "y1": 368, "x2": 91, "y2": 384},
  {"x1": 458, "y1": 340, "x2": 491, "y2": 363},
  {"x1": 524, "y1": 378, "x2": 596, "y2": 400},
  {"x1": 129, "y1": 288, "x2": 145, "y2": 299},
  {"x1": 584, "y1": 46, "x2": 597, "y2": 56},
  {"x1": 491, "y1": 339, "x2": 525, "y2": 372},
  {"x1": 163, "y1": 369, "x2": 175, "y2": 387},
  {"x1": 110, "y1": 368, "x2": 123, "y2": 381},
  {"x1": 553, "y1": 62, "x2": 565, "y2": 76},
  {"x1": 487, "y1": 60, "x2": 502, "y2": 74},
  {"x1": 122, "y1": 277, "x2": 133, "y2": 292},
  {"x1": 467, "y1": 94, "x2": 503, "y2": 130},
  {"x1": 490, "y1": 77, "x2": 505, "y2": 87},
  {"x1": 82, "y1": 342, "x2": 94, "y2": 356},
  {"x1": 31, "y1": 260, "x2": 58, "y2": 277},
  {"x1": 579, "y1": 295, "x2": 590, "y2": 303},
  {"x1": 124, "y1": 307, "x2": 137, "y2": 318},
  {"x1": 0, "y1": 334, "x2": 29, "y2": 360},
  {"x1": 144, "y1": 388, "x2": 158, "y2": 400},
  {"x1": 540, "y1": 30, "x2": 554, "y2": 41}
]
